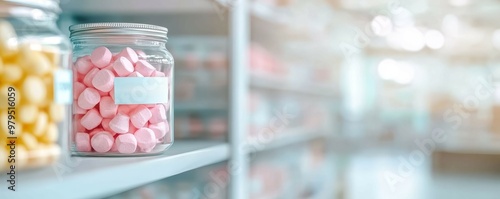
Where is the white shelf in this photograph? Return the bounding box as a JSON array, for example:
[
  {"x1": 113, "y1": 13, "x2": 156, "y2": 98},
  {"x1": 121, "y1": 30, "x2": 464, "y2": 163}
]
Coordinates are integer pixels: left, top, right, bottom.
[
  {"x1": 60, "y1": 0, "x2": 228, "y2": 14},
  {"x1": 433, "y1": 133, "x2": 500, "y2": 155},
  {"x1": 175, "y1": 102, "x2": 227, "y2": 111},
  {"x1": 2, "y1": 141, "x2": 229, "y2": 199},
  {"x1": 248, "y1": 128, "x2": 330, "y2": 153},
  {"x1": 250, "y1": 75, "x2": 337, "y2": 97}
]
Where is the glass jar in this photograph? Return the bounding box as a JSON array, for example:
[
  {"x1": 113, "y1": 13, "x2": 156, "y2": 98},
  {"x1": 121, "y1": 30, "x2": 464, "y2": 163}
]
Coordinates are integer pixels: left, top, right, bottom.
[
  {"x1": 69, "y1": 23, "x2": 174, "y2": 156},
  {"x1": 0, "y1": 0, "x2": 70, "y2": 170}
]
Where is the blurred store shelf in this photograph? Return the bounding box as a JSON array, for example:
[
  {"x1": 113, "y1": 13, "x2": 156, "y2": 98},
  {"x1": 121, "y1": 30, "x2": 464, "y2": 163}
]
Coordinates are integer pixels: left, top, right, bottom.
[
  {"x1": 4, "y1": 141, "x2": 229, "y2": 199},
  {"x1": 175, "y1": 102, "x2": 227, "y2": 111},
  {"x1": 60, "y1": 0, "x2": 229, "y2": 14},
  {"x1": 250, "y1": 75, "x2": 337, "y2": 97},
  {"x1": 437, "y1": 135, "x2": 500, "y2": 155},
  {"x1": 247, "y1": 128, "x2": 331, "y2": 153}
]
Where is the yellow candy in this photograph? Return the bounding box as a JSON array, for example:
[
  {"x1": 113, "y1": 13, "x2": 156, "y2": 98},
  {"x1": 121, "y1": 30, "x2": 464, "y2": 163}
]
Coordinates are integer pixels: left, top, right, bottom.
[
  {"x1": 42, "y1": 49, "x2": 60, "y2": 67},
  {"x1": 21, "y1": 76, "x2": 46, "y2": 105},
  {"x1": 41, "y1": 122, "x2": 58, "y2": 143},
  {"x1": 48, "y1": 104, "x2": 64, "y2": 122},
  {"x1": 0, "y1": 20, "x2": 18, "y2": 58},
  {"x1": 31, "y1": 112, "x2": 48, "y2": 137},
  {"x1": 18, "y1": 45, "x2": 52, "y2": 75},
  {"x1": 0, "y1": 58, "x2": 3, "y2": 73},
  {"x1": 18, "y1": 104, "x2": 38, "y2": 124},
  {"x1": 1, "y1": 64, "x2": 23, "y2": 83},
  {"x1": 41, "y1": 74, "x2": 54, "y2": 108},
  {"x1": 20, "y1": 133, "x2": 37, "y2": 150}
]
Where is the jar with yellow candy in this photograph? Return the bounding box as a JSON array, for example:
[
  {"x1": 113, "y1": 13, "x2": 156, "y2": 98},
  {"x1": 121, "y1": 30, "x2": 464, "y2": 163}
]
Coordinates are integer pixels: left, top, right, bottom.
[{"x1": 0, "y1": 0, "x2": 71, "y2": 170}]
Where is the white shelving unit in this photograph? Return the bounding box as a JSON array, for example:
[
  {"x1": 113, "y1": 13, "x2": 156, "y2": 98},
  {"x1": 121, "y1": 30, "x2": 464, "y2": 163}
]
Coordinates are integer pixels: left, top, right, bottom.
[
  {"x1": 2, "y1": 1, "x2": 338, "y2": 198},
  {"x1": 2, "y1": 141, "x2": 229, "y2": 199}
]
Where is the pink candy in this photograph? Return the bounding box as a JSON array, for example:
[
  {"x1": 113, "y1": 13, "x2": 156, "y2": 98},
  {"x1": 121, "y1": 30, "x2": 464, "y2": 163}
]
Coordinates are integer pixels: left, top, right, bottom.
[
  {"x1": 113, "y1": 57, "x2": 134, "y2": 76},
  {"x1": 83, "y1": 68, "x2": 100, "y2": 87},
  {"x1": 117, "y1": 47, "x2": 139, "y2": 63},
  {"x1": 75, "y1": 133, "x2": 91, "y2": 152},
  {"x1": 73, "y1": 82, "x2": 86, "y2": 100},
  {"x1": 115, "y1": 134, "x2": 137, "y2": 154},
  {"x1": 78, "y1": 88, "x2": 100, "y2": 110},
  {"x1": 90, "y1": 46, "x2": 112, "y2": 68},
  {"x1": 135, "y1": 60, "x2": 156, "y2": 76},
  {"x1": 134, "y1": 128, "x2": 156, "y2": 152},
  {"x1": 81, "y1": 108, "x2": 103, "y2": 130},
  {"x1": 92, "y1": 69, "x2": 115, "y2": 92},
  {"x1": 75, "y1": 56, "x2": 93, "y2": 74},
  {"x1": 99, "y1": 96, "x2": 118, "y2": 118},
  {"x1": 109, "y1": 113, "x2": 130, "y2": 134},
  {"x1": 149, "y1": 104, "x2": 167, "y2": 124},
  {"x1": 91, "y1": 131, "x2": 114, "y2": 153},
  {"x1": 130, "y1": 105, "x2": 152, "y2": 129},
  {"x1": 149, "y1": 122, "x2": 168, "y2": 139},
  {"x1": 72, "y1": 46, "x2": 171, "y2": 154}
]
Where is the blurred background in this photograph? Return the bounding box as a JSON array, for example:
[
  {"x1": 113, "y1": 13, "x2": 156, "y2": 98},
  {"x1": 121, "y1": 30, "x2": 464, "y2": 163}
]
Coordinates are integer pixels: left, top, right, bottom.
[{"x1": 55, "y1": 0, "x2": 500, "y2": 198}]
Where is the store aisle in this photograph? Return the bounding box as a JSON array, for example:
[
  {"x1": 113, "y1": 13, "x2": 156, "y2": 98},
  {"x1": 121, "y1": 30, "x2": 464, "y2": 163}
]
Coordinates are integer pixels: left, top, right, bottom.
[{"x1": 341, "y1": 151, "x2": 500, "y2": 199}]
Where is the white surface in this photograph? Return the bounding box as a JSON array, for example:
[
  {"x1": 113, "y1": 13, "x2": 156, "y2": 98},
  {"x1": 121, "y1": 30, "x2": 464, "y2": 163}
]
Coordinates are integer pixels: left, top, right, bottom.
[
  {"x1": 343, "y1": 151, "x2": 500, "y2": 199},
  {"x1": 60, "y1": 0, "x2": 228, "y2": 14},
  {"x1": 1, "y1": 141, "x2": 229, "y2": 199}
]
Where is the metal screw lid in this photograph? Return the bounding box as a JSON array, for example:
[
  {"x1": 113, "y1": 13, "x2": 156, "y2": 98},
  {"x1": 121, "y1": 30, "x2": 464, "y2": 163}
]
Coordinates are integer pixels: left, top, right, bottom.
[{"x1": 69, "y1": 23, "x2": 168, "y2": 40}]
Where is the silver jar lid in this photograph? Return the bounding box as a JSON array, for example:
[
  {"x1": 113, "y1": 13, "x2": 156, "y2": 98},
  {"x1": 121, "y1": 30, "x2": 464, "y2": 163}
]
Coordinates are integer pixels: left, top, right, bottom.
[
  {"x1": 69, "y1": 23, "x2": 169, "y2": 40},
  {"x1": 0, "y1": 0, "x2": 61, "y2": 14}
]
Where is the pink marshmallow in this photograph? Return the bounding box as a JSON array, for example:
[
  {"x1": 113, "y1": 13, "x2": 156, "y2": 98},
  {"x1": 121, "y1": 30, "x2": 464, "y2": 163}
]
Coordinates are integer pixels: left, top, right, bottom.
[
  {"x1": 89, "y1": 128, "x2": 104, "y2": 138},
  {"x1": 73, "y1": 82, "x2": 86, "y2": 100},
  {"x1": 102, "y1": 118, "x2": 112, "y2": 132},
  {"x1": 74, "y1": 115, "x2": 86, "y2": 132},
  {"x1": 77, "y1": 87, "x2": 101, "y2": 110},
  {"x1": 90, "y1": 46, "x2": 112, "y2": 68},
  {"x1": 117, "y1": 47, "x2": 139, "y2": 63},
  {"x1": 77, "y1": 72, "x2": 85, "y2": 82},
  {"x1": 136, "y1": 50, "x2": 147, "y2": 60},
  {"x1": 127, "y1": 71, "x2": 144, "y2": 77},
  {"x1": 129, "y1": 122, "x2": 138, "y2": 134},
  {"x1": 130, "y1": 105, "x2": 152, "y2": 128},
  {"x1": 117, "y1": 105, "x2": 133, "y2": 114},
  {"x1": 81, "y1": 108, "x2": 103, "y2": 130},
  {"x1": 73, "y1": 104, "x2": 87, "y2": 115},
  {"x1": 109, "y1": 89, "x2": 115, "y2": 101},
  {"x1": 75, "y1": 56, "x2": 94, "y2": 75},
  {"x1": 83, "y1": 68, "x2": 100, "y2": 87},
  {"x1": 92, "y1": 69, "x2": 115, "y2": 92},
  {"x1": 90, "y1": 131, "x2": 114, "y2": 153},
  {"x1": 99, "y1": 96, "x2": 118, "y2": 118},
  {"x1": 134, "y1": 128, "x2": 156, "y2": 152},
  {"x1": 135, "y1": 60, "x2": 156, "y2": 76},
  {"x1": 98, "y1": 90, "x2": 108, "y2": 96},
  {"x1": 149, "y1": 122, "x2": 168, "y2": 140},
  {"x1": 109, "y1": 113, "x2": 130, "y2": 134},
  {"x1": 149, "y1": 104, "x2": 167, "y2": 124},
  {"x1": 115, "y1": 134, "x2": 137, "y2": 154},
  {"x1": 113, "y1": 57, "x2": 134, "y2": 76},
  {"x1": 75, "y1": 133, "x2": 91, "y2": 152},
  {"x1": 152, "y1": 71, "x2": 166, "y2": 77},
  {"x1": 110, "y1": 141, "x2": 118, "y2": 152}
]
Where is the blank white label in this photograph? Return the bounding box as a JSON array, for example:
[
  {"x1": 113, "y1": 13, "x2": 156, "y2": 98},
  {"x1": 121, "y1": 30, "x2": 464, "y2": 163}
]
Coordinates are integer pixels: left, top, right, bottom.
[
  {"x1": 54, "y1": 69, "x2": 73, "y2": 104},
  {"x1": 114, "y1": 77, "x2": 169, "y2": 104}
]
